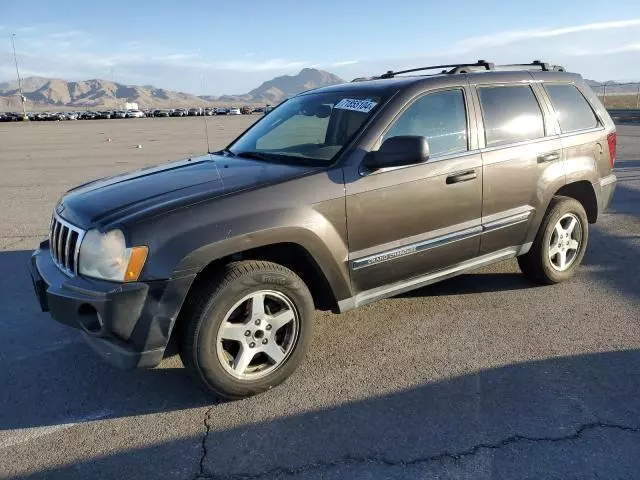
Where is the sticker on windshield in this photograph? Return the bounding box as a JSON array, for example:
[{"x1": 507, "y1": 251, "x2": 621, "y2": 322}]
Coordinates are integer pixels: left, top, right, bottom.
[{"x1": 334, "y1": 98, "x2": 378, "y2": 113}]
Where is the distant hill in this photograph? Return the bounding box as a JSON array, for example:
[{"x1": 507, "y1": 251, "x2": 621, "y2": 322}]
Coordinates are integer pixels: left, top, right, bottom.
[
  {"x1": 586, "y1": 80, "x2": 640, "y2": 94},
  {"x1": 0, "y1": 77, "x2": 202, "y2": 110},
  {"x1": 0, "y1": 68, "x2": 345, "y2": 110},
  {"x1": 203, "y1": 68, "x2": 345, "y2": 104}
]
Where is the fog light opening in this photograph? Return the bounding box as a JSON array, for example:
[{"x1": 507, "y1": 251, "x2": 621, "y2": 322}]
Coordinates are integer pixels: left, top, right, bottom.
[{"x1": 77, "y1": 304, "x2": 103, "y2": 334}]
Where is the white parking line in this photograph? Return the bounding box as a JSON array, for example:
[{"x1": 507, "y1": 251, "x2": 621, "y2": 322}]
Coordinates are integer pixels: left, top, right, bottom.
[{"x1": 0, "y1": 409, "x2": 114, "y2": 449}]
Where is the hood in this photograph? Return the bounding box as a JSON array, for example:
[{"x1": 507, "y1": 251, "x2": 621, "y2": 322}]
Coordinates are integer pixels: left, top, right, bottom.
[{"x1": 58, "y1": 154, "x2": 320, "y2": 228}]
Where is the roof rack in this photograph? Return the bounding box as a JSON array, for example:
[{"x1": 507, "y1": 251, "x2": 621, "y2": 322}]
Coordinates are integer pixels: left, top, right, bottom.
[
  {"x1": 379, "y1": 60, "x2": 494, "y2": 79},
  {"x1": 360, "y1": 60, "x2": 565, "y2": 81},
  {"x1": 499, "y1": 60, "x2": 565, "y2": 72}
]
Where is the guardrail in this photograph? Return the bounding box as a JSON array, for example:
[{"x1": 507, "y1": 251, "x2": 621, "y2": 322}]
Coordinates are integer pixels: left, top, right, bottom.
[{"x1": 607, "y1": 109, "x2": 640, "y2": 124}]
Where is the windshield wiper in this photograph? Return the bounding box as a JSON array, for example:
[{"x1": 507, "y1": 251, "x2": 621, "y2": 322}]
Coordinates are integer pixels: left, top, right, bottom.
[
  {"x1": 234, "y1": 151, "x2": 281, "y2": 163},
  {"x1": 214, "y1": 147, "x2": 235, "y2": 157}
]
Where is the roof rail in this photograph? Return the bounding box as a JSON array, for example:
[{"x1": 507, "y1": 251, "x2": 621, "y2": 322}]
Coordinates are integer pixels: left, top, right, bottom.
[
  {"x1": 499, "y1": 60, "x2": 565, "y2": 72},
  {"x1": 363, "y1": 60, "x2": 566, "y2": 81},
  {"x1": 379, "y1": 60, "x2": 494, "y2": 79}
]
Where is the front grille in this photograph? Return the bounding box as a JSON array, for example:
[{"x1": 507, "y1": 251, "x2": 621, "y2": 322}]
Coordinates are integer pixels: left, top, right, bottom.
[{"x1": 49, "y1": 213, "x2": 85, "y2": 276}]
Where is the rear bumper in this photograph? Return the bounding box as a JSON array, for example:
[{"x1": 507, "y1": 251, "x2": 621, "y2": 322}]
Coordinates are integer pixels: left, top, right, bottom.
[
  {"x1": 598, "y1": 174, "x2": 617, "y2": 214},
  {"x1": 30, "y1": 240, "x2": 195, "y2": 369}
]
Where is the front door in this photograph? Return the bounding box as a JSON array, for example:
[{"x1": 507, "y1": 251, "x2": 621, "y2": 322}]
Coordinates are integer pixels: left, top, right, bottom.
[{"x1": 345, "y1": 87, "x2": 483, "y2": 296}]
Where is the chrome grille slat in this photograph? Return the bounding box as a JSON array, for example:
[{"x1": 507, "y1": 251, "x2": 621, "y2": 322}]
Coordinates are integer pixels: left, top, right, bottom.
[
  {"x1": 52, "y1": 220, "x2": 61, "y2": 260},
  {"x1": 49, "y1": 212, "x2": 86, "y2": 276},
  {"x1": 61, "y1": 226, "x2": 70, "y2": 266},
  {"x1": 56, "y1": 223, "x2": 65, "y2": 264}
]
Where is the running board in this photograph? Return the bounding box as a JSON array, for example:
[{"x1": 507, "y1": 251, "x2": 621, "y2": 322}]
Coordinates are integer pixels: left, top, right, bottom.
[{"x1": 338, "y1": 248, "x2": 518, "y2": 312}]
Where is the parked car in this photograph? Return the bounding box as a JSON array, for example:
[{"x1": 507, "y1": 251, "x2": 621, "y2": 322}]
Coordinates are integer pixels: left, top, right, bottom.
[
  {"x1": 65, "y1": 112, "x2": 79, "y2": 120},
  {"x1": 188, "y1": 107, "x2": 202, "y2": 116},
  {"x1": 171, "y1": 108, "x2": 187, "y2": 117},
  {"x1": 228, "y1": 107, "x2": 241, "y2": 115},
  {"x1": 30, "y1": 60, "x2": 617, "y2": 399},
  {"x1": 215, "y1": 107, "x2": 228, "y2": 115},
  {"x1": 97, "y1": 111, "x2": 112, "y2": 119},
  {"x1": 252, "y1": 107, "x2": 264, "y2": 113},
  {"x1": 241, "y1": 106, "x2": 252, "y2": 114},
  {"x1": 154, "y1": 109, "x2": 171, "y2": 117},
  {"x1": 204, "y1": 108, "x2": 215, "y2": 116},
  {"x1": 111, "y1": 110, "x2": 126, "y2": 119},
  {"x1": 0, "y1": 112, "x2": 21, "y2": 122},
  {"x1": 126, "y1": 109, "x2": 145, "y2": 118}
]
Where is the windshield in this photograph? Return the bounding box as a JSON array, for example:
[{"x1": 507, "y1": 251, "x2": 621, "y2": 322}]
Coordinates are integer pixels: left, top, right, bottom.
[{"x1": 228, "y1": 91, "x2": 385, "y2": 165}]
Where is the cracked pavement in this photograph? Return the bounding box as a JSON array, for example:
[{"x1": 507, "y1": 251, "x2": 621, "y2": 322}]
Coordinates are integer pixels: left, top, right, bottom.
[{"x1": 1, "y1": 119, "x2": 639, "y2": 479}]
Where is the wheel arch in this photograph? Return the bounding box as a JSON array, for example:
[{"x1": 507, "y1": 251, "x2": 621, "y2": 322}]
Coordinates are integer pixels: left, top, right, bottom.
[
  {"x1": 189, "y1": 241, "x2": 341, "y2": 312},
  {"x1": 554, "y1": 180, "x2": 598, "y2": 223}
]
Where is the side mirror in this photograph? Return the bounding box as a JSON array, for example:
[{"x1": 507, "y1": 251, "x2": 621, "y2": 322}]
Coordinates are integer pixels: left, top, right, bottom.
[{"x1": 364, "y1": 136, "x2": 430, "y2": 170}]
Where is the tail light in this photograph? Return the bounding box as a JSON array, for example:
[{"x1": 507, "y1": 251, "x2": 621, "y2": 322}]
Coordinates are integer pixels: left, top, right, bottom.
[{"x1": 607, "y1": 132, "x2": 617, "y2": 168}]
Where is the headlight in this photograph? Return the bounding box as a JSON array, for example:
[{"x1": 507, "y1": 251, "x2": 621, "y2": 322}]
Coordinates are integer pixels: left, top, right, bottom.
[{"x1": 78, "y1": 229, "x2": 148, "y2": 282}]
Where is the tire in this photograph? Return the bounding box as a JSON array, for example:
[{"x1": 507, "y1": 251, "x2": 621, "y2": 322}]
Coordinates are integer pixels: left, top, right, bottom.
[
  {"x1": 518, "y1": 196, "x2": 589, "y2": 285},
  {"x1": 180, "y1": 260, "x2": 314, "y2": 399}
]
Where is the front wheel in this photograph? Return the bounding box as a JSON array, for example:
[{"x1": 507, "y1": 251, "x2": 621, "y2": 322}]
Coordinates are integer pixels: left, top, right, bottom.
[
  {"x1": 180, "y1": 260, "x2": 314, "y2": 399},
  {"x1": 518, "y1": 196, "x2": 589, "y2": 285}
]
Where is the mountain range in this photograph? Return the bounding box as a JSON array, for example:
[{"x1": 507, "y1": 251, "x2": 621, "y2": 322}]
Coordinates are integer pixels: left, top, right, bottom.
[
  {"x1": 1, "y1": 69, "x2": 637, "y2": 111},
  {"x1": 0, "y1": 68, "x2": 345, "y2": 110}
]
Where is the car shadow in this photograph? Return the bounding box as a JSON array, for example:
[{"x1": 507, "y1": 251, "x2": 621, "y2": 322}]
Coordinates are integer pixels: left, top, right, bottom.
[
  {"x1": 399, "y1": 272, "x2": 536, "y2": 298},
  {"x1": 13, "y1": 348, "x2": 640, "y2": 479}
]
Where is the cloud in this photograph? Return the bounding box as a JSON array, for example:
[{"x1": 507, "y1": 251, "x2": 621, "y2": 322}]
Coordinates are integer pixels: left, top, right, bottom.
[
  {"x1": 208, "y1": 58, "x2": 312, "y2": 71},
  {"x1": 331, "y1": 60, "x2": 358, "y2": 67},
  {"x1": 455, "y1": 18, "x2": 640, "y2": 50},
  {"x1": 563, "y1": 43, "x2": 640, "y2": 56},
  {"x1": 48, "y1": 30, "x2": 87, "y2": 39}
]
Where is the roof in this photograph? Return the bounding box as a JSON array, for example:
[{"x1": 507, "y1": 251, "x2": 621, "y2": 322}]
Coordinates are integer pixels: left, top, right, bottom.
[{"x1": 304, "y1": 61, "x2": 582, "y2": 96}]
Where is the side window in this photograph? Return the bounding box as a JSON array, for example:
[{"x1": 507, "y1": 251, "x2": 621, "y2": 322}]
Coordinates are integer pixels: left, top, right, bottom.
[
  {"x1": 545, "y1": 84, "x2": 599, "y2": 133},
  {"x1": 382, "y1": 89, "x2": 468, "y2": 157},
  {"x1": 478, "y1": 85, "x2": 545, "y2": 147}
]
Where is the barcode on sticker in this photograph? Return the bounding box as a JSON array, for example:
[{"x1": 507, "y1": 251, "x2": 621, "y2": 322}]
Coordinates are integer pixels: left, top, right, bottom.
[{"x1": 334, "y1": 99, "x2": 377, "y2": 113}]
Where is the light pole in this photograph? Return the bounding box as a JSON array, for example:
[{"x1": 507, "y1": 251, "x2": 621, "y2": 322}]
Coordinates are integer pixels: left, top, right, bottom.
[{"x1": 10, "y1": 33, "x2": 28, "y2": 120}]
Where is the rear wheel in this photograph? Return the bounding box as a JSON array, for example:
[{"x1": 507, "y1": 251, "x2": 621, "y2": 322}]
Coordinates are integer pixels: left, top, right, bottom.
[
  {"x1": 518, "y1": 196, "x2": 589, "y2": 284},
  {"x1": 180, "y1": 260, "x2": 314, "y2": 399}
]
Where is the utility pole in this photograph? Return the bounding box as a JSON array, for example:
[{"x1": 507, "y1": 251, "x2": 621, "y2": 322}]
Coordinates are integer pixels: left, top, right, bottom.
[{"x1": 10, "y1": 33, "x2": 28, "y2": 120}]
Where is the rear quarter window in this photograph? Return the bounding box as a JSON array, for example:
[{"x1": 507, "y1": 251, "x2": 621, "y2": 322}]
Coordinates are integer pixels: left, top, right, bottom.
[{"x1": 544, "y1": 84, "x2": 599, "y2": 133}]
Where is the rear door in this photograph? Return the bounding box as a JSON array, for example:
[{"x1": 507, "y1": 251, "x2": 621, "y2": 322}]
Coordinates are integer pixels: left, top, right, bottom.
[
  {"x1": 345, "y1": 86, "x2": 483, "y2": 295},
  {"x1": 474, "y1": 82, "x2": 565, "y2": 255}
]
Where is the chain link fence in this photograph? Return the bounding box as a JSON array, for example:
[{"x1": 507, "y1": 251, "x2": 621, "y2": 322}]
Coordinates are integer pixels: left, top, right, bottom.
[{"x1": 591, "y1": 82, "x2": 640, "y2": 110}]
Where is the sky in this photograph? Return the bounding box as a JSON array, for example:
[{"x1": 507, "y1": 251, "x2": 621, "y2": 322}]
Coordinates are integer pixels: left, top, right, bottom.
[{"x1": 1, "y1": 0, "x2": 640, "y2": 95}]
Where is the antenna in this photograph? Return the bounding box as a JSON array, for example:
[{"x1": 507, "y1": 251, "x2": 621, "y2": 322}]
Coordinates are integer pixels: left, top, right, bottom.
[
  {"x1": 198, "y1": 55, "x2": 212, "y2": 154},
  {"x1": 111, "y1": 67, "x2": 118, "y2": 109}
]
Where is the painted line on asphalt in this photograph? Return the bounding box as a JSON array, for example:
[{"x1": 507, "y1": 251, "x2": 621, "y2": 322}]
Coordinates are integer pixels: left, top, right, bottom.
[{"x1": 0, "y1": 409, "x2": 114, "y2": 449}]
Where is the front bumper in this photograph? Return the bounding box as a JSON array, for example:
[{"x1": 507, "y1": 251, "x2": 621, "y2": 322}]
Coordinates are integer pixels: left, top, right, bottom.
[{"x1": 30, "y1": 240, "x2": 195, "y2": 369}]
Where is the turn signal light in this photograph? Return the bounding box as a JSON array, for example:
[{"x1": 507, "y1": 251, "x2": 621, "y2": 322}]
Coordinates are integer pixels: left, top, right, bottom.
[{"x1": 124, "y1": 246, "x2": 149, "y2": 282}]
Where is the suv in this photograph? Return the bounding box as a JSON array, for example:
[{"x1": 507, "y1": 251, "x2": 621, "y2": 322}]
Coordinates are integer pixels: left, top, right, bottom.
[{"x1": 30, "y1": 60, "x2": 617, "y2": 399}]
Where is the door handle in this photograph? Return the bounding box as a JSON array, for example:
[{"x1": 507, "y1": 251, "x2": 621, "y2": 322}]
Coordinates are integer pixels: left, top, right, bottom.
[
  {"x1": 537, "y1": 151, "x2": 560, "y2": 163},
  {"x1": 446, "y1": 170, "x2": 477, "y2": 184}
]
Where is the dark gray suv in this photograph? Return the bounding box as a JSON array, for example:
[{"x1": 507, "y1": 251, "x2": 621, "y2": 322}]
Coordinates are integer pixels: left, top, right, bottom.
[{"x1": 31, "y1": 60, "x2": 617, "y2": 398}]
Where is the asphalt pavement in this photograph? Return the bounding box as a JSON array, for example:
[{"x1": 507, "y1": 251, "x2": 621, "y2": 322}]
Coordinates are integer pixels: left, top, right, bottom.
[{"x1": 0, "y1": 118, "x2": 638, "y2": 479}]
